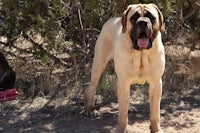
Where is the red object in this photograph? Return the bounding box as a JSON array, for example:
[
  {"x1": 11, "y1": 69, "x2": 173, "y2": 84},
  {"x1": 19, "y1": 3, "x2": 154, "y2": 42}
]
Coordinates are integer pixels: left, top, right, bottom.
[{"x1": 0, "y1": 89, "x2": 18, "y2": 103}]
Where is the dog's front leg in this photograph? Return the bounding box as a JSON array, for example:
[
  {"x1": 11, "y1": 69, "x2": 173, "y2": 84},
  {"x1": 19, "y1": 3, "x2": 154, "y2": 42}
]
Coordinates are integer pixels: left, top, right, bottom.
[
  {"x1": 117, "y1": 81, "x2": 130, "y2": 133},
  {"x1": 149, "y1": 79, "x2": 163, "y2": 133}
]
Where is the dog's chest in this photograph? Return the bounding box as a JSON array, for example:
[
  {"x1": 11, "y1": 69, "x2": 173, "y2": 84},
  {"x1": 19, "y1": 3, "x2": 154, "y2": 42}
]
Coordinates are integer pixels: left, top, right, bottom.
[{"x1": 131, "y1": 52, "x2": 153, "y2": 84}]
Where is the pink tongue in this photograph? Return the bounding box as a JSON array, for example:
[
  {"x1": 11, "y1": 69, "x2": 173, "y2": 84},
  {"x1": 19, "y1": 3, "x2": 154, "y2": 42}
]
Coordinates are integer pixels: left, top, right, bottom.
[{"x1": 137, "y1": 38, "x2": 149, "y2": 48}]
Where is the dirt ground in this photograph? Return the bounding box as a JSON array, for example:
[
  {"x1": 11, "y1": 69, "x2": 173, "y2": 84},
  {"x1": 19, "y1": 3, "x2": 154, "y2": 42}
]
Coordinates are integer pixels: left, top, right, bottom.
[{"x1": 0, "y1": 84, "x2": 200, "y2": 133}]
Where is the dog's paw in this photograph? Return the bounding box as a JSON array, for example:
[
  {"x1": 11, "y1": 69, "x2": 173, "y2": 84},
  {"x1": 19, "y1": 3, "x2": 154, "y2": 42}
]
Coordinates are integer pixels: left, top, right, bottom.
[{"x1": 85, "y1": 109, "x2": 101, "y2": 117}]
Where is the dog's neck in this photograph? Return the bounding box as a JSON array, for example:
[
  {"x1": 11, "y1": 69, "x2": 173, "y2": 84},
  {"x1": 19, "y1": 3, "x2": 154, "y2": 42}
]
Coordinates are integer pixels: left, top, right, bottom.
[{"x1": 130, "y1": 32, "x2": 163, "y2": 72}]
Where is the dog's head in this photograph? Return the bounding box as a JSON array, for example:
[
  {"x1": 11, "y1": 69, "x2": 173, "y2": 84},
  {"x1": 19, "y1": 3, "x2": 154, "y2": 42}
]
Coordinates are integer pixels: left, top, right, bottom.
[{"x1": 121, "y1": 4, "x2": 164, "y2": 50}]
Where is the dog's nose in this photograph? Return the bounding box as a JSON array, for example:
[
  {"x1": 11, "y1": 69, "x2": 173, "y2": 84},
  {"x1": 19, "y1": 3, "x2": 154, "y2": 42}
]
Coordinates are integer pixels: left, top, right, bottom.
[
  {"x1": 136, "y1": 20, "x2": 148, "y2": 32},
  {"x1": 136, "y1": 17, "x2": 150, "y2": 26},
  {"x1": 137, "y1": 21, "x2": 147, "y2": 27}
]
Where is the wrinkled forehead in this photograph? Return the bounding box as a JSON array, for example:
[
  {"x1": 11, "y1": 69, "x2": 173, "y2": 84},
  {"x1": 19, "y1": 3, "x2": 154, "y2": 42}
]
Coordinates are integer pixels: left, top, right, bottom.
[{"x1": 127, "y1": 4, "x2": 158, "y2": 18}]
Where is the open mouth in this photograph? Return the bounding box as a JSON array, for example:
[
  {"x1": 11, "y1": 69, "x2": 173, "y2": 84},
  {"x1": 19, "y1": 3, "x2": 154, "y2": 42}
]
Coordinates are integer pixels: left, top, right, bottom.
[{"x1": 136, "y1": 32, "x2": 151, "y2": 49}]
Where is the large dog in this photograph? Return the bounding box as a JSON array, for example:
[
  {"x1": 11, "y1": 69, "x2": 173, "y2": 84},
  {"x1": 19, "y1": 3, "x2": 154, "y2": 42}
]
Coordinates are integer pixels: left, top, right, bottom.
[{"x1": 86, "y1": 3, "x2": 165, "y2": 133}]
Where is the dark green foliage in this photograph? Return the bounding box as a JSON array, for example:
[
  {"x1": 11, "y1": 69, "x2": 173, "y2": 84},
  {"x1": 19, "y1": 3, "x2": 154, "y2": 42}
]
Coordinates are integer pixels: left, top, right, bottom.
[
  {"x1": 0, "y1": 0, "x2": 68, "y2": 45},
  {"x1": 0, "y1": 0, "x2": 199, "y2": 64}
]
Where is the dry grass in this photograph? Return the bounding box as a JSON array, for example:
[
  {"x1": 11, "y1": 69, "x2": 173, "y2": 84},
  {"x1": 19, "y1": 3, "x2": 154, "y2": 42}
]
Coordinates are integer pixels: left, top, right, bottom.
[
  {"x1": 3, "y1": 44, "x2": 199, "y2": 102},
  {"x1": 0, "y1": 30, "x2": 199, "y2": 102}
]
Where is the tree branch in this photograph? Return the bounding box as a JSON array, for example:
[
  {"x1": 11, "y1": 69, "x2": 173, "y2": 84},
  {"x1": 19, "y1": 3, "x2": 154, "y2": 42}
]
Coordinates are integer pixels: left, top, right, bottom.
[
  {"x1": 22, "y1": 31, "x2": 69, "y2": 66},
  {"x1": 183, "y1": 0, "x2": 197, "y2": 21},
  {"x1": 78, "y1": 8, "x2": 87, "y2": 49}
]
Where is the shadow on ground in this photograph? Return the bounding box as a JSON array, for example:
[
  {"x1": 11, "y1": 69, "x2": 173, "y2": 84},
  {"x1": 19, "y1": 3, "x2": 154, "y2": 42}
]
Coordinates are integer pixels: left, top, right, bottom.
[{"x1": 0, "y1": 85, "x2": 200, "y2": 133}]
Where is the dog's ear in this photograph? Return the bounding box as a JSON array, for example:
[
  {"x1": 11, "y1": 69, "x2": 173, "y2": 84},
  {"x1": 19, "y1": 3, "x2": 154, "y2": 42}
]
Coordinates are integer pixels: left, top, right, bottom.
[
  {"x1": 152, "y1": 4, "x2": 165, "y2": 32},
  {"x1": 121, "y1": 6, "x2": 131, "y2": 33}
]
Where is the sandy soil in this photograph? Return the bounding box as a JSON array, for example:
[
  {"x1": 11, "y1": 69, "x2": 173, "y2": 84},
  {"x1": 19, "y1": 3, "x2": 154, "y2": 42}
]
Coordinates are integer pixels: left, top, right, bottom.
[{"x1": 0, "y1": 85, "x2": 200, "y2": 133}]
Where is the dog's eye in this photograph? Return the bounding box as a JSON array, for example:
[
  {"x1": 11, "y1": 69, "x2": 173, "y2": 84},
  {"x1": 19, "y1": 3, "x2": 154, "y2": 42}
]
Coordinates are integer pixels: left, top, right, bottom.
[
  {"x1": 145, "y1": 12, "x2": 155, "y2": 23},
  {"x1": 130, "y1": 12, "x2": 140, "y2": 23}
]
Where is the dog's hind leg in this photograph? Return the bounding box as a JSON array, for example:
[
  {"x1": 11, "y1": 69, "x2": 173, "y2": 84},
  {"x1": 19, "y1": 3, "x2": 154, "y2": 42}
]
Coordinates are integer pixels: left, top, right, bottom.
[{"x1": 85, "y1": 35, "x2": 113, "y2": 116}]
